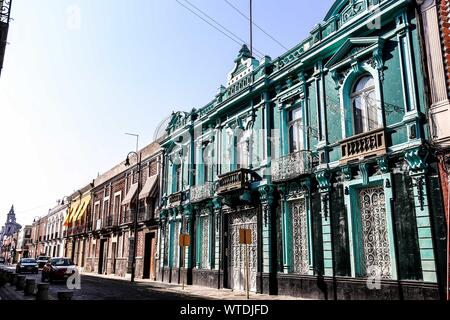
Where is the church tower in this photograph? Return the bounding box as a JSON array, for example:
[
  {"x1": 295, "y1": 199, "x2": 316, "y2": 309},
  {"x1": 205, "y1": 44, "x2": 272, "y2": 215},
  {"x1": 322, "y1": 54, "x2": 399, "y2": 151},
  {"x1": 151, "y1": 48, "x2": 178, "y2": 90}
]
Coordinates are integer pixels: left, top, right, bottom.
[{"x1": 2, "y1": 205, "x2": 21, "y2": 236}]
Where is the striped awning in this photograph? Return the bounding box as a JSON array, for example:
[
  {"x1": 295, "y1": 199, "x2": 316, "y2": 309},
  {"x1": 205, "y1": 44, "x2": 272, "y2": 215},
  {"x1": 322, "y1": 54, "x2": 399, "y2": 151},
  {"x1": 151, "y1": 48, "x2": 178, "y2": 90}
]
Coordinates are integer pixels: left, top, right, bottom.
[
  {"x1": 64, "y1": 199, "x2": 80, "y2": 226},
  {"x1": 138, "y1": 175, "x2": 158, "y2": 200},
  {"x1": 75, "y1": 195, "x2": 91, "y2": 222},
  {"x1": 122, "y1": 184, "x2": 138, "y2": 205}
]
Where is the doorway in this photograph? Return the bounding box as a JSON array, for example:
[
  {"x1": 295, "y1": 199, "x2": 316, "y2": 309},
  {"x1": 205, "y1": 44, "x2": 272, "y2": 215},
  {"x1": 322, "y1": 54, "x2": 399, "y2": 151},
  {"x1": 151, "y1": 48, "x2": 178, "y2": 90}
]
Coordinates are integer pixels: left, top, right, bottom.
[
  {"x1": 111, "y1": 242, "x2": 117, "y2": 274},
  {"x1": 98, "y1": 239, "x2": 107, "y2": 274},
  {"x1": 143, "y1": 232, "x2": 156, "y2": 280},
  {"x1": 227, "y1": 208, "x2": 258, "y2": 292}
]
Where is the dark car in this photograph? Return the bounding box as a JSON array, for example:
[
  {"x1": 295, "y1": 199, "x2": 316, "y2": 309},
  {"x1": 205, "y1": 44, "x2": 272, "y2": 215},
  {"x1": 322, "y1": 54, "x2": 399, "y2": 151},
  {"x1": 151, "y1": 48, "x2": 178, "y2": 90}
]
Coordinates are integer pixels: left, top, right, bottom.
[
  {"x1": 0, "y1": 257, "x2": 5, "y2": 264},
  {"x1": 16, "y1": 258, "x2": 39, "y2": 274},
  {"x1": 36, "y1": 256, "x2": 50, "y2": 268},
  {"x1": 41, "y1": 257, "x2": 77, "y2": 283}
]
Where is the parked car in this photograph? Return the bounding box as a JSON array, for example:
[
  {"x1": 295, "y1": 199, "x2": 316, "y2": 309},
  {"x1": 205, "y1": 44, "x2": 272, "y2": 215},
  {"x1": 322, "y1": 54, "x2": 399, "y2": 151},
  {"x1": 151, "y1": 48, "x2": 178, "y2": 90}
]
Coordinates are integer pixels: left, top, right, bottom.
[
  {"x1": 0, "y1": 257, "x2": 5, "y2": 264},
  {"x1": 41, "y1": 257, "x2": 77, "y2": 283},
  {"x1": 36, "y1": 256, "x2": 50, "y2": 268},
  {"x1": 16, "y1": 258, "x2": 39, "y2": 274}
]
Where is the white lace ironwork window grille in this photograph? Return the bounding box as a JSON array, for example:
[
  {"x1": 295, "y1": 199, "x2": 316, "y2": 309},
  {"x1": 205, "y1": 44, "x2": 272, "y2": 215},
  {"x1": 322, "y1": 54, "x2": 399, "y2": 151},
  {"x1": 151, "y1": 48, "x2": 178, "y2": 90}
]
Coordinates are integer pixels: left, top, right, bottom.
[
  {"x1": 288, "y1": 106, "x2": 304, "y2": 153},
  {"x1": 351, "y1": 75, "x2": 378, "y2": 135},
  {"x1": 163, "y1": 224, "x2": 169, "y2": 265},
  {"x1": 172, "y1": 221, "x2": 180, "y2": 268},
  {"x1": 289, "y1": 199, "x2": 309, "y2": 274},
  {"x1": 201, "y1": 215, "x2": 209, "y2": 269},
  {"x1": 358, "y1": 186, "x2": 391, "y2": 279}
]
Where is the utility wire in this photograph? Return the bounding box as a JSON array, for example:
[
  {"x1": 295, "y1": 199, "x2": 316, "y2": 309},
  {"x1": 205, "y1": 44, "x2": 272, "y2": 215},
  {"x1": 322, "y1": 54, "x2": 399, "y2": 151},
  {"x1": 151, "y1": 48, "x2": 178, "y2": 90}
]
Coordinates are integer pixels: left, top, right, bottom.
[
  {"x1": 223, "y1": 0, "x2": 288, "y2": 51},
  {"x1": 175, "y1": 0, "x2": 265, "y2": 59},
  {"x1": 182, "y1": 0, "x2": 266, "y2": 57}
]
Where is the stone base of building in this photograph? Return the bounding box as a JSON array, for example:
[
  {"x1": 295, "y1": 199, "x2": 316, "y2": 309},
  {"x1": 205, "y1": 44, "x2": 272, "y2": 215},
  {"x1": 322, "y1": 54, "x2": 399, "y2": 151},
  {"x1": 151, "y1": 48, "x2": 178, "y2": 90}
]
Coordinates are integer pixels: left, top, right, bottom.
[
  {"x1": 192, "y1": 268, "x2": 223, "y2": 289},
  {"x1": 257, "y1": 272, "x2": 278, "y2": 295},
  {"x1": 276, "y1": 274, "x2": 441, "y2": 300}
]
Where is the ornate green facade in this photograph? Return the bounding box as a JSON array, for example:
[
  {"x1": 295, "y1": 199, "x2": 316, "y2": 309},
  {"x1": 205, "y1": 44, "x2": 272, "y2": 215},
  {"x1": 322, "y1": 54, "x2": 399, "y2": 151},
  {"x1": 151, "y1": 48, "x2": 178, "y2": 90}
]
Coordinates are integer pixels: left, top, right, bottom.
[{"x1": 158, "y1": 0, "x2": 447, "y2": 299}]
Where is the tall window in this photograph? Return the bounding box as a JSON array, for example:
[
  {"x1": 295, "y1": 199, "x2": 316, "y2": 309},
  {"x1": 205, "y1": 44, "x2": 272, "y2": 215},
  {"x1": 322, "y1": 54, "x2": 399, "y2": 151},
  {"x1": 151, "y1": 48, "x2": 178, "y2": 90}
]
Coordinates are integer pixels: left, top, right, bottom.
[
  {"x1": 176, "y1": 165, "x2": 182, "y2": 192},
  {"x1": 288, "y1": 106, "x2": 303, "y2": 153},
  {"x1": 113, "y1": 194, "x2": 121, "y2": 224},
  {"x1": 351, "y1": 75, "x2": 378, "y2": 135},
  {"x1": 236, "y1": 131, "x2": 249, "y2": 169}
]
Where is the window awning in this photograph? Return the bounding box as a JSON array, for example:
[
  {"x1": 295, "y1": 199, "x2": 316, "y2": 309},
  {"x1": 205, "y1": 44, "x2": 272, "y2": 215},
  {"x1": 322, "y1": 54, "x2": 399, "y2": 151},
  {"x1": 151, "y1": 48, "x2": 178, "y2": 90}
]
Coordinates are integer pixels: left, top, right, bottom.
[
  {"x1": 69, "y1": 200, "x2": 81, "y2": 224},
  {"x1": 64, "y1": 199, "x2": 80, "y2": 226},
  {"x1": 75, "y1": 195, "x2": 91, "y2": 222},
  {"x1": 138, "y1": 175, "x2": 158, "y2": 200},
  {"x1": 122, "y1": 184, "x2": 138, "y2": 205}
]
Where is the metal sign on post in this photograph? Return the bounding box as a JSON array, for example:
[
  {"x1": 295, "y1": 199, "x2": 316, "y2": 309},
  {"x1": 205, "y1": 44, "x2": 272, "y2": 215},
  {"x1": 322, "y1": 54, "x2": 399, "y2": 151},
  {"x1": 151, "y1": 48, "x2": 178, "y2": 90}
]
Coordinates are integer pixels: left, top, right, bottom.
[
  {"x1": 239, "y1": 228, "x2": 252, "y2": 299},
  {"x1": 179, "y1": 234, "x2": 190, "y2": 290}
]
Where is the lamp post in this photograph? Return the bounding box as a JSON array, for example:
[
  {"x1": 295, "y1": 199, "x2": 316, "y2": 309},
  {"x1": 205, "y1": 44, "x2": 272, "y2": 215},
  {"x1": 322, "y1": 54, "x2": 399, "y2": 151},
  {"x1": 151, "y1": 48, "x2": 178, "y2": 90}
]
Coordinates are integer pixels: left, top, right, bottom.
[{"x1": 125, "y1": 150, "x2": 142, "y2": 283}]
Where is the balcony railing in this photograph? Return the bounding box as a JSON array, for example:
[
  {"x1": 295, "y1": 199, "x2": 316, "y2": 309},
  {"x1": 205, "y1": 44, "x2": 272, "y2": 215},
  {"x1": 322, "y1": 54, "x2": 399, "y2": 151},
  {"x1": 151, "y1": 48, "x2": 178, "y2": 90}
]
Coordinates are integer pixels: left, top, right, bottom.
[
  {"x1": 340, "y1": 128, "x2": 386, "y2": 163},
  {"x1": 121, "y1": 210, "x2": 135, "y2": 225},
  {"x1": 137, "y1": 207, "x2": 152, "y2": 222},
  {"x1": 271, "y1": 151, "x2": 312, "y2": 182},
  {"x1": 168, "y1": 192, "x2": 182, "y2": 207},
  {"x1": 217, "y1": 168, "x2": 261, "y2": 195},
  {"x1": 190, "y1": 182, "x2": 215, "y2": 203},
  {"x1": 106, "y1": 215, "x2": 113, "y2": 227}
]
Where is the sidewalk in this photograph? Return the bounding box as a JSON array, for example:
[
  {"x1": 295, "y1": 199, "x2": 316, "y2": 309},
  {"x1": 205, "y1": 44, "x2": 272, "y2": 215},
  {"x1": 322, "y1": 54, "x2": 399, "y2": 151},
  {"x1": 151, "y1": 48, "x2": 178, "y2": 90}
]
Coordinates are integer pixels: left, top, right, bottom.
[{"x1": 80, "y1": 271, "x2": 303, "y2": 300}]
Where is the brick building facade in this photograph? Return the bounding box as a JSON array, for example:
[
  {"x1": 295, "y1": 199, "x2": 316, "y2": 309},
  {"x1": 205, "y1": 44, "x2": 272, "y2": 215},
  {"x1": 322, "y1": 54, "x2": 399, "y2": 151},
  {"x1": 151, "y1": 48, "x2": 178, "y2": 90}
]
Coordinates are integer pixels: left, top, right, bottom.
[{"x1": 84, "y1": 142, "x2": 163, "y2": 280}]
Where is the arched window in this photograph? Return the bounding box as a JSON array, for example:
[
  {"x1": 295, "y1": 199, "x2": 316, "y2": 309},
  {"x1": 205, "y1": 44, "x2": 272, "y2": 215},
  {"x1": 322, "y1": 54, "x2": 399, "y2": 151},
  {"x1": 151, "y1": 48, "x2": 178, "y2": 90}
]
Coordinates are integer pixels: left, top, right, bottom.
[{"x1": 351, "y1": 75, "x2": 378, "y2": 135}]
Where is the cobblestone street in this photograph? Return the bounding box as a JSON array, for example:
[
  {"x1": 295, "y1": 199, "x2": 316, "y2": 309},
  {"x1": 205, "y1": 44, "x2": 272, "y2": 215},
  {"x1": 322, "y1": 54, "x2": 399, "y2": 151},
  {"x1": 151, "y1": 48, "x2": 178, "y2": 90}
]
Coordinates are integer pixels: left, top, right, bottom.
[{"x1": 0, "y1": 266, "x2": 301, "y2": 300}]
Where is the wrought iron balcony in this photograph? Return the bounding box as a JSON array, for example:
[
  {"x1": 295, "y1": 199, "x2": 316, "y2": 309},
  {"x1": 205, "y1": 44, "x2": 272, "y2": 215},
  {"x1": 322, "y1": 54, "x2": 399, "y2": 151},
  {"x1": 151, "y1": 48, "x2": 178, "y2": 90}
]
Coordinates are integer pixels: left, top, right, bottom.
[
  {"x1": 340, "y1": 128, "x2": 386, "y2": 163},
  {"x1": 271, "y1": 151, "x2": 312, "y2": 182},
  {"x1": 105, "y1": 215, "x2": 116, "y2": 228},
  {"x1": 121, "y1": 210, "x2": 135, "y2": 225},
  {"x1": 168, "y1": 192, "x2": 182, "y2": 207},
  {"x1": 217, "y1": 168, "x2": 261, "y2": 195},
  {"x1": 137, "y1": 207, "x2": 152, "y2": 222},
  {"x1": 190, "y1": 182, "x2": 215, "y2": 203}
]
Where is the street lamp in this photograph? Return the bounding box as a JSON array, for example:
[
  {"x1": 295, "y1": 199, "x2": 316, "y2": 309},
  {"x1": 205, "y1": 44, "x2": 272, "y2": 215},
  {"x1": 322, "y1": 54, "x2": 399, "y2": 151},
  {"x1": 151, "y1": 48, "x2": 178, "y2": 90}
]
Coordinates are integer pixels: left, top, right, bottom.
[{"x1": 125, "y1": 150, "x2": 142, "y2": 283}]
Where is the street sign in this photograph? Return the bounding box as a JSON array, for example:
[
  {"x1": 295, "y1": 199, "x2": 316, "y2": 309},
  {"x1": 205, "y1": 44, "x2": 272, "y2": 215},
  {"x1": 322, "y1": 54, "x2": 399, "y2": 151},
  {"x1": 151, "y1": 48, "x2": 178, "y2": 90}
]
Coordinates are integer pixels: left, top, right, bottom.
[
  {"x1": 239, "y1": 228, "x2": 252, "y2": 245},
  {"x1": 179, "y1": 234, "x2": 190, "y2": 247}
]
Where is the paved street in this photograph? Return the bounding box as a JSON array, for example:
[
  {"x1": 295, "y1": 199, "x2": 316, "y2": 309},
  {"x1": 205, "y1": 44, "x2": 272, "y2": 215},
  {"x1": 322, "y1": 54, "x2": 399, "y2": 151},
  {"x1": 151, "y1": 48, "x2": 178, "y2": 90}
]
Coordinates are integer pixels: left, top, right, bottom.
[
  {"x1": 0, "y1": 265, "x2": 301, "y2": 300},
  {"x1": 0, "y1": 265, "x2": 202, "y2": 300}
]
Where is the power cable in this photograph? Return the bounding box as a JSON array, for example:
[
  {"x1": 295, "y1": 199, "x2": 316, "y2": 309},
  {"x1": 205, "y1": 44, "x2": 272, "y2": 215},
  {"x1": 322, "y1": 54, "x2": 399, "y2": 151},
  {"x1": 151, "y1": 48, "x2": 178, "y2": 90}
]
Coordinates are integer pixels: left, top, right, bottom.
[
  {"x1": 223, "y1": 0, "x2": 288, "y2": 51},
  {"x1": 175, "y1": 0, "x2": 265, "y2": 59}
]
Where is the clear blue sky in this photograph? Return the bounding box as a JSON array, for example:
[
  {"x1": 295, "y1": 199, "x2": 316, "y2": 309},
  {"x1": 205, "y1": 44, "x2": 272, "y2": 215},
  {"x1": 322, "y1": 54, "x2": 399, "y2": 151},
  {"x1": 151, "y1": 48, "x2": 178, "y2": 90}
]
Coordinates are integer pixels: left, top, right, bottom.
[{"x1": 0, "y1": 0, "x2": 334, "y2": 226}]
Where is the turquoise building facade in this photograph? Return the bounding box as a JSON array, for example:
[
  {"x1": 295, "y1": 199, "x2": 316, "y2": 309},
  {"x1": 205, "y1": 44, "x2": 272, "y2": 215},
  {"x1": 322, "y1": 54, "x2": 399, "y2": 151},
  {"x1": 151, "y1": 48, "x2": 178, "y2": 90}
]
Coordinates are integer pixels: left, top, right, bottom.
[{"x1": 158, "y1": 0, "x2": 447, "y2": 299}]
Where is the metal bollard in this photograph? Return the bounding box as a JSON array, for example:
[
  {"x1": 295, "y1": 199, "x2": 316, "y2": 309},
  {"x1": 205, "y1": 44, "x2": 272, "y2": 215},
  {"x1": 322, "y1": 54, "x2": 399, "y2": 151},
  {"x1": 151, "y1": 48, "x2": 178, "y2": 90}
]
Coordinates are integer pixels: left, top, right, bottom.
[
  {"x1": 36, "y1": 283, "x2": 49, "y2": 301},
  {"x1": 6, "y1": 271, "x2": 13, "y2": 283},
  {"x1": 9, "y1": 273, "x2": 17, "y2": 286},
  {"x1": 57, "y1": 291, "x2": 74, "y2": 300},
  {"x1": 16, "y1": 275, "x2": 26, "y2": 290},
  {"x1": 24, "y1": 279, "x2": 36, "y2": 296}
]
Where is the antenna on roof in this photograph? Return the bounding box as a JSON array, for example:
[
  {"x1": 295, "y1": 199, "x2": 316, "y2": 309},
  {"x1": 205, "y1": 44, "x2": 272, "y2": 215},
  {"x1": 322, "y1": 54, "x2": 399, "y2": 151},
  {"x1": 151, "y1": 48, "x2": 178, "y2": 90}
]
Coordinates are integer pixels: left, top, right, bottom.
[{"x1": 249, "y1": 0, "x2": 253, "y2": 57}]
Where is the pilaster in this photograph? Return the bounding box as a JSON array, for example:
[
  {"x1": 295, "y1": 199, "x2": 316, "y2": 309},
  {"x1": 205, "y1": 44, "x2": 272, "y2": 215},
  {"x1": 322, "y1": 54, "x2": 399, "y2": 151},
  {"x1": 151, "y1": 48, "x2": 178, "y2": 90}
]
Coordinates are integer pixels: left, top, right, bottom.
[
  {"x1": 315, "y1": 169, "x2": 334, "y2": 276},
  {"x1": 258, "y1": 184, "x2": 276, "y2": 274},
  {"x1": 404, "y1": 147, "x2": 438, "y2": 282}
]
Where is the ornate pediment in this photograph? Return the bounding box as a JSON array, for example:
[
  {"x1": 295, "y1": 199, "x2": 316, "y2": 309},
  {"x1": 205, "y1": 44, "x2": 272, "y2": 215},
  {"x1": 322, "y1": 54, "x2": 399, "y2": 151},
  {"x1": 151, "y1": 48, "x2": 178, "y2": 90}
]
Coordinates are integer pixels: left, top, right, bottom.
[
  {"x1": 324, "y1": 37, "x2": 384, "y2": 70},
  {"x1": 166, "y1": 111, "x2": 190, "y2": 133},
  {"x1": 225, "y1": 45, "x2": 259, "y2": 98}
]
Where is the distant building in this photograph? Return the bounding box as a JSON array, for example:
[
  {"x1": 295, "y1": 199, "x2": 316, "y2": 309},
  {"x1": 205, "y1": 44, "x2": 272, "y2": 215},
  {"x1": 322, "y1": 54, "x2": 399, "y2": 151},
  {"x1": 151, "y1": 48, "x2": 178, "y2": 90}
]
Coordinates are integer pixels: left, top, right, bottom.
[
  {"x1": 44, "y1": 200, "x2": 68, "y2": 258},
  {"x1": 16, "y1": 225, "x2": 32, "y2": 260},
  {"x1": 0, "y1": 205, "x2": 22, "y2": 242}
]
